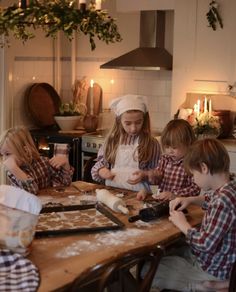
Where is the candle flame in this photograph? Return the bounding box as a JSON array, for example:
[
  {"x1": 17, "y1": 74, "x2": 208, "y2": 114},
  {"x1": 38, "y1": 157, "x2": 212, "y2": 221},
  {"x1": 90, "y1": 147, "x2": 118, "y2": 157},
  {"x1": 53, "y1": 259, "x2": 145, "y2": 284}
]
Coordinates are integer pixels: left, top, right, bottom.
[{"x1": 90, "y1": 79, "x2": 94, "y2": 87}]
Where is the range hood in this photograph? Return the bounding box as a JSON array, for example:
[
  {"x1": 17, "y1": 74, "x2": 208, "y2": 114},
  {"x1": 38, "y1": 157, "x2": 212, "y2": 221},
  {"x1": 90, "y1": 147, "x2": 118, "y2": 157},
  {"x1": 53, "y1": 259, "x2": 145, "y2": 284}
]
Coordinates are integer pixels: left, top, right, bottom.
[{"x1": 100, "y1": 10, "x2": 173, "y2": 71}]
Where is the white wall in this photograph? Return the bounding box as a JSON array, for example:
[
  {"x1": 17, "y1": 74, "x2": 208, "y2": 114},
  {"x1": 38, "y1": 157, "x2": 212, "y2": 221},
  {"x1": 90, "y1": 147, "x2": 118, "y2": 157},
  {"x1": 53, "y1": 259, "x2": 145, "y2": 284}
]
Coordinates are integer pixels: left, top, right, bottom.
[{"x1": 2, "y1": 0, "x2": 236, "y2": 133}]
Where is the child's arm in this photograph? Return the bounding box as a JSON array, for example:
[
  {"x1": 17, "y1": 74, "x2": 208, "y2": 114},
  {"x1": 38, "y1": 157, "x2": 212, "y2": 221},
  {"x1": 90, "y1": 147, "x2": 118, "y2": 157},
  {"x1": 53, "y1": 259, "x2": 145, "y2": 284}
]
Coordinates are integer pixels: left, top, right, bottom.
[
  {"x1": 128, "y1": 169, "x2": 162, "y2": 185},
  {"x1": 136, "y1": 189, "x2": 148, "y2": 200},
  {"x1": 170, "y1": 196, "x2": 205, "y2": 211},
  {"x1": 49, "y1": 155, "x2": 71, "y2": 170},
  {"x1": 168, "y1": 195, "x2": 205, "y2": 234},
  {"x1": 3, "y1": 155, "x2": 30, "y2": 181},
  {"x1": 98, "y1": 167, "x2": 115, "y2": 180},
  {"x1": 91, "y1": 146, "x2": 111, "y2": 183}
]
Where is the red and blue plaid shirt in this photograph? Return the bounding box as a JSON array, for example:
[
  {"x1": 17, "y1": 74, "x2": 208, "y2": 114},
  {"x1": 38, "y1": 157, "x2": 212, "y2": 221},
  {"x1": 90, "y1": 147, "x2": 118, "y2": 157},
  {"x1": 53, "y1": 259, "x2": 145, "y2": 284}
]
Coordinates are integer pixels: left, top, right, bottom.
[
  {"x1": 187, "y1": 178, "x2": 236, "y2": 279},
  {"x1": 7, "y1": 156, "x2": 74, "y2": 195},
  {"x1": 155, "y1": 154, "x2": 200, "y2": 196}
]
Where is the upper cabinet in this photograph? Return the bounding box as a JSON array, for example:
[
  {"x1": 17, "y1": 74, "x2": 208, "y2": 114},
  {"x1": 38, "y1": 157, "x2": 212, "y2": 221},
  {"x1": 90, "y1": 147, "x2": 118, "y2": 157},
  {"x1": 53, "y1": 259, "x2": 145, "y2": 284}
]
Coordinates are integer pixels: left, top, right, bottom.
[
  {"x1": 116, "y1": 0, "x2": 175, "y2": 12},
  {"x1": 192, "y1": 0, "x2": 236, "y2": 88}
]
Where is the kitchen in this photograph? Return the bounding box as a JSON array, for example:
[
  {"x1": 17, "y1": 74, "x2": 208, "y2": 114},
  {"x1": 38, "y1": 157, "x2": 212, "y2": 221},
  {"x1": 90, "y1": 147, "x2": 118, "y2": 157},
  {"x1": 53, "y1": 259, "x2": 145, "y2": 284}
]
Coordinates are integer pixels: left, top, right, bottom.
[
  {"x1": 1, "y1": 0, "x2": 236, "y2": 183},
  {"x1": 0, "y1": 1, "x2": 236, "y2": 290}
]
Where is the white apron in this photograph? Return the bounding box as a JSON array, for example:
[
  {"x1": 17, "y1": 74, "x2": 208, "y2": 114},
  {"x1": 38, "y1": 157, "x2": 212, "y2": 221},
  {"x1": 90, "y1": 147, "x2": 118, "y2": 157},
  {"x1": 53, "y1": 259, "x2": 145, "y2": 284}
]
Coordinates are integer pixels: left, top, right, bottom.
[{"x1": 105, "y1": 140, "x2": 144, "y2": 191}]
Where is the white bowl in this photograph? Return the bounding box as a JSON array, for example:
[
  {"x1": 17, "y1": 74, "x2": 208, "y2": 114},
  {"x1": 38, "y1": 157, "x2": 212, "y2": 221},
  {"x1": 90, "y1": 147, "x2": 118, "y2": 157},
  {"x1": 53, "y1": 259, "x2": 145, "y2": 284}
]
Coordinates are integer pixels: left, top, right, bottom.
[{"x1": 54, "y1": 116, "x2": 81, "y2": 131}]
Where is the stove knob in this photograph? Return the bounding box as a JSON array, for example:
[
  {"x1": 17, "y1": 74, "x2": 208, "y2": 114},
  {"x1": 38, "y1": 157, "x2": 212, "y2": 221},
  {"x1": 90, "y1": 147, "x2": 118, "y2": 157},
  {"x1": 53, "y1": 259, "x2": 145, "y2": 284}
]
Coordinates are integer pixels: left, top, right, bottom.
[
  {"x1": 86, "y1": 142, "x2": 91, "y2": 147},
  {"x1": 92, "y1": 143, "x2": 97, "y2": 148}
]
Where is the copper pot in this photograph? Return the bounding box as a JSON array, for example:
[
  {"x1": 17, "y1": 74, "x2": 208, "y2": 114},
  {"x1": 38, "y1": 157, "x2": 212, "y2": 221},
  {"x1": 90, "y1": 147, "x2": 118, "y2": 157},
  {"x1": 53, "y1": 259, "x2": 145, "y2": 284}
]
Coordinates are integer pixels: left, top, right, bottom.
[{"x1": 213, "y1": 110, "x2": 233, "y2": 138}]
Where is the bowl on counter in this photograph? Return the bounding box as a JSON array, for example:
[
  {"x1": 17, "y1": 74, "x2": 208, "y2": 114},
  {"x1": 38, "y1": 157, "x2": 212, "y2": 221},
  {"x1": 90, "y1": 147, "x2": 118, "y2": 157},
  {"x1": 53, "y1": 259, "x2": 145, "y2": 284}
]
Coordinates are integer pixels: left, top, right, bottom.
[{"x1": 54, "y1": 116, "x2": 82, "y2": 131}]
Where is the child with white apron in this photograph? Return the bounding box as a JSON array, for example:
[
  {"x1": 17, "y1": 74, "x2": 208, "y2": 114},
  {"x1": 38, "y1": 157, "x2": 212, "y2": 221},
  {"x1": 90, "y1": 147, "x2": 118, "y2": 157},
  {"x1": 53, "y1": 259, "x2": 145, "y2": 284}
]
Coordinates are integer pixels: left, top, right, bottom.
[{"x1": 91, "y1": 94, "x2": 161, "y2": 192}]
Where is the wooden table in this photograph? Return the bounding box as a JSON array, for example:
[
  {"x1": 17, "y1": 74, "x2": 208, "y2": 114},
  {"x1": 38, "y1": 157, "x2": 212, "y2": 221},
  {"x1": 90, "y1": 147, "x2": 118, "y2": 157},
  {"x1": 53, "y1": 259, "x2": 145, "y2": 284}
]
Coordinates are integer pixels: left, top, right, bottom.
[{"x1": 28, "y1": 181, "x2": 204, "y2": 292}]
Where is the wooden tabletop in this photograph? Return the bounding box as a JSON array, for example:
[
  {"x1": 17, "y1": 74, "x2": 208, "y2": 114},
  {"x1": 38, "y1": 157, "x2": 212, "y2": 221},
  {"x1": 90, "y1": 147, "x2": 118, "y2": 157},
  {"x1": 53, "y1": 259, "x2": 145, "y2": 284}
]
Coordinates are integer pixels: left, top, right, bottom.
[{"x1": 28, "y1": 181, "x2": 204, "y2": 292}]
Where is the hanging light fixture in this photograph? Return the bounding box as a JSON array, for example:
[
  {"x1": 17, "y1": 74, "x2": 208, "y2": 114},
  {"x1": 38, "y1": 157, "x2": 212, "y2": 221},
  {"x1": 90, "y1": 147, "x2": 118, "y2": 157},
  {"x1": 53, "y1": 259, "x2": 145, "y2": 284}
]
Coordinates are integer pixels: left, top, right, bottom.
[{"x1": 0, "y1": 0, "x2": 122, "y2": 49}]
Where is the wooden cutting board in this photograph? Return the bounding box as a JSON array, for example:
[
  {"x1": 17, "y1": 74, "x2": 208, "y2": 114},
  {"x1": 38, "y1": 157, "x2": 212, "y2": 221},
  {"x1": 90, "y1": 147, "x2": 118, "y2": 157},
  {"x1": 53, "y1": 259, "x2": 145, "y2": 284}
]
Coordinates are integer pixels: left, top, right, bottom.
[{"x1": 25, "y1": 83, "x2": 61, "y2": 128}]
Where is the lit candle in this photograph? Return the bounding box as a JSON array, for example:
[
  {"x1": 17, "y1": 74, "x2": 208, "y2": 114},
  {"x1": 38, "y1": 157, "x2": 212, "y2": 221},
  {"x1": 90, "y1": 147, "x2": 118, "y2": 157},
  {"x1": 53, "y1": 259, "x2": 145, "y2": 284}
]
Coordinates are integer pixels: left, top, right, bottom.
[
  {"x1": 197, "y1": 99, "x2": 200, "y2": 116},
  {"x1": 90, "y1": 79, "x2": 94, "y2": 115},
  {"x1": 209, "y1": 99, "x2": 212, "y2": 116},
  {"x1": 96, "y1": 0, "x2": 101, "y2": 10},
  {"x1": 204, "y1": 96, "x2": 207, "y2": 113},
  {"x1": 193, "y1": 104, "x2": 198, "y2": 115}
]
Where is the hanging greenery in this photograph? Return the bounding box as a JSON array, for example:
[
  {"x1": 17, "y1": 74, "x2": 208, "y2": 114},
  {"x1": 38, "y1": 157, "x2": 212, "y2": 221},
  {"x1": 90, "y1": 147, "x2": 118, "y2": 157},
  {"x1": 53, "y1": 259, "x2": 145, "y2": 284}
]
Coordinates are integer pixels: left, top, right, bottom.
[
  {"x1": 206, "y1": 1, "x2": 223, "y2": 31},
  {"x1": 0, "y1": 0, "x2": 122, "y2": 49}
]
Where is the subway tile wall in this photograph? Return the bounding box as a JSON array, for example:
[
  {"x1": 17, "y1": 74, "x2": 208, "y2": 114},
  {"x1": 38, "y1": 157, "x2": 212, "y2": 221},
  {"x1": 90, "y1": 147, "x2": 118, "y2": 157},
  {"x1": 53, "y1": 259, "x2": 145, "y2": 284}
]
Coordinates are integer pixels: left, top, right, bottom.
[
  {"x1": 61, "y1": 58, "x2": 172, "y2": 132},
  {"x1": 12, "y1": 57, "x2": 172, "y2": 132}
]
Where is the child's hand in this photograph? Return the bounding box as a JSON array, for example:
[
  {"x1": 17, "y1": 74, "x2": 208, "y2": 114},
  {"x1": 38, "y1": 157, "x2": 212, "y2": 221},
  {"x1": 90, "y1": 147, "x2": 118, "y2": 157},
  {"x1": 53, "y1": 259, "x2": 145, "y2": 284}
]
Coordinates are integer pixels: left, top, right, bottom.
[
  {"x1": 146, "y1": 169, "x2": 162, "y2": 184},
  {"x1": 157, "y1": 191, "x2": 174, "y2": 201},
  {"x1": 127, "y1": 170, "x2": 144, "y2": 184},
  {"x1": 2, "y1": 155, "x2": 19, "y2": 171},
  {"x1": 98, "y1": 167, "x2": 115, "y2": 180},
  {"x1": 136, "y1": 189, "x2": 147, "y2": 201},
  {"x1": 169, "y1": 197, "x2": 190, "y2": 212},
  {"x1": 49, "y1": 155, "x2": 69, "y2": 170},
  {"x1": 168, "y1": 209, "x2": 189, "y2": 234}
]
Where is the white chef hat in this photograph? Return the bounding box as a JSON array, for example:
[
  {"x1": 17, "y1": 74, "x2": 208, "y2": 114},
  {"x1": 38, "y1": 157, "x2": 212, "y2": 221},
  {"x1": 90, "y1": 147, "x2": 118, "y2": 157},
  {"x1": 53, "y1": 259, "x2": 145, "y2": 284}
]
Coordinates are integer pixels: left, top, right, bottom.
[{"x1": 109, "y1": 94, "x2": 148, "y2": 116}]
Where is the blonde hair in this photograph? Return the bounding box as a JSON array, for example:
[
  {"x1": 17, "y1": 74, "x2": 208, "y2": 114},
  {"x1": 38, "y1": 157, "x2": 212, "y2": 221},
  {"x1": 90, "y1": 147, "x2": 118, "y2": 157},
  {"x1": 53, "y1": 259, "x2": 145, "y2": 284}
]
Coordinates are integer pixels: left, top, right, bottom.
[
  {"x1": 0, "y1": 126, "x2": 40, "y2": 165},
  {"x1": 104, "y1": 111, "x2": 157, "y2": 165},
  {"x1": 161, "y1": 119, "x2": 196, "y2": 150}
]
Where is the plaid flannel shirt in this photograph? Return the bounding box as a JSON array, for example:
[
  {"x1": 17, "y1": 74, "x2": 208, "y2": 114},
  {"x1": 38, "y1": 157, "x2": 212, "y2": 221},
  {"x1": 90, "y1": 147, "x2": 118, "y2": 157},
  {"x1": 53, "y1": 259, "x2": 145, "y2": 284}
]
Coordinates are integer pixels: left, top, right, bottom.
[
  {"x1": 7, "y1": 156, "x2": 74, "y2": 195},
  {"x1": 187, "y1": 179, "x2": 236, "y2": 279},
  {"x1": 0, "y1": 249, "x2": 40, "y2": 291},
  {"x1": 155, "y1": 154, "x2": 200, "y2": 196}
]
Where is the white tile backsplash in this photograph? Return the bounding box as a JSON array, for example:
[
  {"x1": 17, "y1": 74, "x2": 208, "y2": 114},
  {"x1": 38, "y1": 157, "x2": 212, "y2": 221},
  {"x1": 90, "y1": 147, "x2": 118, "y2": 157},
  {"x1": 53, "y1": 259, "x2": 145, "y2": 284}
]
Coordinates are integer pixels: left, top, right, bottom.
[{"x1": 11, "y1": 56, "x2": 172, "y2": 131}]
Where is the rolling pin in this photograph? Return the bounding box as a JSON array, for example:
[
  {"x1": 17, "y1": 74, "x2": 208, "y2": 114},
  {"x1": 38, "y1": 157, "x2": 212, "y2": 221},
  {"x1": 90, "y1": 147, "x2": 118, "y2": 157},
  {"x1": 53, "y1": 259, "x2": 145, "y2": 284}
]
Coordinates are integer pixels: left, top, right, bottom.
[
  {"x1": 128, "y1": 201, "x2": 188, "y2": 223},
  {"x1": 96, "y1": 189, "x2": 129, "y2": 214}
]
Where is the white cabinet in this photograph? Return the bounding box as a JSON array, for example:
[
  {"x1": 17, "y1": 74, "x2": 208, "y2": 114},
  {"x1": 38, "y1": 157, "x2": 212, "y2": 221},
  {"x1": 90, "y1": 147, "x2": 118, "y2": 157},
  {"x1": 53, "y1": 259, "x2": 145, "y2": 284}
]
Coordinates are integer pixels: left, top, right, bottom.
[
  {"x1": 192, "y1": 0, "x2": 236, "y2": 86},
  {"x1": 228, "y1": 151, "x2": 236, "y2": 173},
  {"x1": 221, "y1": 141, "x2": 236, "y2": 173}
]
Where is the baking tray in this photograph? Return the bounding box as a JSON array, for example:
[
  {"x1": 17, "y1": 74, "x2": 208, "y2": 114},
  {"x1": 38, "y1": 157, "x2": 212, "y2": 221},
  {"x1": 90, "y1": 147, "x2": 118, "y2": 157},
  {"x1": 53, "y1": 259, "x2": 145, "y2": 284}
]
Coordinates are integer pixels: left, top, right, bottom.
[{"x1": 35, "y1": 203, "x2": 124, "y2": 238}]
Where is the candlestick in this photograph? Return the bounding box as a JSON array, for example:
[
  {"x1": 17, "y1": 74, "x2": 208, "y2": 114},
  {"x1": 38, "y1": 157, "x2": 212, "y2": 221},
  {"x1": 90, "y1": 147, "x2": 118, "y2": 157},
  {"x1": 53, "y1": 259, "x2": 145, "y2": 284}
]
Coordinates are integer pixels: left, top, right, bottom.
[
  {"x1": 96, "y1": 0, "x2": 101, "y2": 10},
  {"x1": 209, "y1": 99, "x2": 212, "y2": 116},
  {"x1": 78, "y1": 0, "x2": 86, "y2": 11},
  {"x1": 20, "y1": 0, "x2": 27, "y2": 8},
  {"x1": 197, "y1": 99, "x2": 200, "y2": 116},
  {"x1": 90, "y1": 79, "x2": 94, "y2": 115},
  {"x1": 204, "y1": 96, "x2": 207, "y2": 113}
]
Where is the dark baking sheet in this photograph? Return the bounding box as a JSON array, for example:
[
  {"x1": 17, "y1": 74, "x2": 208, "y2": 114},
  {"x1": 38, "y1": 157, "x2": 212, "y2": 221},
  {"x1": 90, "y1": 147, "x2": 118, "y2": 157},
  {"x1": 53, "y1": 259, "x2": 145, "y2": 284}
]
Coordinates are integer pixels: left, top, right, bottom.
[{"x1": 35, "y1": 203, "x2": 124, "y2": 237}]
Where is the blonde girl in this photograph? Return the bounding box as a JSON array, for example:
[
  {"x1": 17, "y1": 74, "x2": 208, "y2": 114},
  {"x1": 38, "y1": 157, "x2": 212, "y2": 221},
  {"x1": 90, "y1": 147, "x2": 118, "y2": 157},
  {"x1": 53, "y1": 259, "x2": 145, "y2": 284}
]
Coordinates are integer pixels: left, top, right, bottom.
[
  {"x1": 91, "y1": 95, "x2": 161, "y2": 191},
  {"x1": 0, "y1": 126, "x2": 74, "y2": 194}
]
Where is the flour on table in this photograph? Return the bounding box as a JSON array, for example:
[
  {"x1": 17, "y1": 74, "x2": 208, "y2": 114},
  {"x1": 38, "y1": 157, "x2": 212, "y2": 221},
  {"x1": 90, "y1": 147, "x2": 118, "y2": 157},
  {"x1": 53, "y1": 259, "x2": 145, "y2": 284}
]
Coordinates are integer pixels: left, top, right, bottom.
[{"x1": 55, "y1": 228, "x2": 146, "y2": 258}]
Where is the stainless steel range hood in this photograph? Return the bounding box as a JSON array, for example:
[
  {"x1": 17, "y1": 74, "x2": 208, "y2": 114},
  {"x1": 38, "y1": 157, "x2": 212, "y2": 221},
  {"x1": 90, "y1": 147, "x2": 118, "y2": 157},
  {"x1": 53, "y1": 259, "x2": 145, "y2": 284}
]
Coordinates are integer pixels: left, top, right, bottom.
[{"x1": 100, "y1": 10, "x2": 173, "y2": 71}]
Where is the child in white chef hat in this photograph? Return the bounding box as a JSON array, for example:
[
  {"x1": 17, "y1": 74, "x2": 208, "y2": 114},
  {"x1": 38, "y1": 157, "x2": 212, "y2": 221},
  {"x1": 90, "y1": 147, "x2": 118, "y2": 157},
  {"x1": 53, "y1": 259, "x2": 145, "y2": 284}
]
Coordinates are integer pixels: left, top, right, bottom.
[{"x1": 91, "y1": 94, "x2": 161, "y2": 192}]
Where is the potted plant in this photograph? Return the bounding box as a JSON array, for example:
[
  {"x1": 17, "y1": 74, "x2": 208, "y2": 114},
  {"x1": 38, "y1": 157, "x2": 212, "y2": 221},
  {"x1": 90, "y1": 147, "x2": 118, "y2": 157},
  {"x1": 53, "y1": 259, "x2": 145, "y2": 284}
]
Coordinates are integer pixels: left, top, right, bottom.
[{"x1": 54, "y1": 101, "x2": 82, "y2": 131}]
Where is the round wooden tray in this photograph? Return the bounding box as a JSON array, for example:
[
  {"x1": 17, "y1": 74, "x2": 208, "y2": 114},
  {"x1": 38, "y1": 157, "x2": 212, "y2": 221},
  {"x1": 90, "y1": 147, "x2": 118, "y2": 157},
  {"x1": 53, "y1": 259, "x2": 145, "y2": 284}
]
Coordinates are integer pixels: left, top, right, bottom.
[{"x1": 25, "y1": 83, "x2": 61, "y2": 128}]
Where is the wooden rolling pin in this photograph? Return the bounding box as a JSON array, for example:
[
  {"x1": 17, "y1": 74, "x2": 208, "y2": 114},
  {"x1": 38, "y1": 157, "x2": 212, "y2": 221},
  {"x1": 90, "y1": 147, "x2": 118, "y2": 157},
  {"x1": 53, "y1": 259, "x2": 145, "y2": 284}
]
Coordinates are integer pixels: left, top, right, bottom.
[{"x1": 96, "y1": 189, "x2": 129, "y2": 214}]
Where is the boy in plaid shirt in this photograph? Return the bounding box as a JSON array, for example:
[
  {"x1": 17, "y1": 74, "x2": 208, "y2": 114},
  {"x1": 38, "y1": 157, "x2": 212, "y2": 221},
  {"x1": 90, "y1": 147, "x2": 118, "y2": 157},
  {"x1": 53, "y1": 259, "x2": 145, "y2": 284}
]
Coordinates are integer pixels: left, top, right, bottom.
[{"x1": 152, "y1": 138, "x2": 236, "y2": 291}]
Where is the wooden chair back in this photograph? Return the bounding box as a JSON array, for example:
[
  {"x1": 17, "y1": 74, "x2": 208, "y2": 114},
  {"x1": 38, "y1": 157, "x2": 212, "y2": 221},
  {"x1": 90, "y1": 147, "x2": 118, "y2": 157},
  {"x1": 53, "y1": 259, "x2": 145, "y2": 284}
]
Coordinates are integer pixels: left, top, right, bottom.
[{"x1": 67, "y1": 244, "x2": 164, "y2": 292}]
